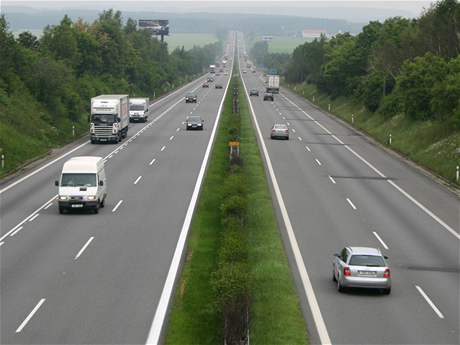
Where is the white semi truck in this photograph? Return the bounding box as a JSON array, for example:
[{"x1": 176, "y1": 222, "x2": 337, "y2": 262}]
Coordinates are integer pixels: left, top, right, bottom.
[
  {"x1": 90, "y1": 95, "x2": 129, "y2": 144},
  {"x1": 129, "y1": 97, "x2": 149, "y2": 122},
  {"x1": 266, "y1": 75, "x2": 280, "y2": 94}
]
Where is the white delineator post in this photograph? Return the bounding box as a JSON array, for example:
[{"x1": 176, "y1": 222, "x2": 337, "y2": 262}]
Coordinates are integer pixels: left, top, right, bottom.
[
  {"x1": 1, "y1": 154, "x2": 4, "y2": 169},
  {"x1": 351, "y1": 114, "x2": 354, "y2": 124},
  {"x1": 72, "y1": 125, "x2": 75, "y2": 137},
  {"x1": 456, "y1": 165, "x2": 459, "y2": 182},
  {"x1": 389, "y1": 133, "x2": 392, "y2": 145}
]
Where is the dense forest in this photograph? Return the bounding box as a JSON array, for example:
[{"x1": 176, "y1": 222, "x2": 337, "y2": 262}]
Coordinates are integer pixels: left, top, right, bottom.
[
  {"x1": 0, "y1": 10, "x2": 221, "y2": 175},
  {"x1": 283, "y1": 0, "x2": 459, "y2": 124}
]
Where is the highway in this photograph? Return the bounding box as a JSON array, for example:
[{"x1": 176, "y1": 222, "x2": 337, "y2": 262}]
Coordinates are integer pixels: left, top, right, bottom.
[
  {"x1": 238, "y1": 35, "x2": 459, "y2": 345},
  {"x1": 0, "y1": 43, "x2": 233, "y2": 344}
]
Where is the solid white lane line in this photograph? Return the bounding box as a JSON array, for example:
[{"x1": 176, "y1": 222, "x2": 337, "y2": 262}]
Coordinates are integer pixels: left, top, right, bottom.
[
  {"x1": 315, "y1": 159, "x2": 322, "y2": 166},
  {"x1": 281, "y1": 93, "x2": 460, "y2": 241},
  {"x1": 328, "y1": 176, "x2": 336, "y2": 184},
  {"x1": 346, "y1": 198, "x2": 357, "y2": 210},
  {"x1": 239, "y1": 55, "x2": 331, "y2": 345},
  {"x1": 10, "y1": 226, "x2": 24, "y2": 237},
  {"x1": 305, "y1": 145, "x2": 311, "y2": 152},
  {"x1": 146, "y1": 48, "x2": 235, "y2": 345},
  {"x1": 298, "y1": 137, "x2": 302, "y2": 141},
  {"x1": 415, "y1": 285, "x2": 444, "y2": 319},
  {"x1": 372, "y1": 231, "x2": 389, "y2": 250},
  {"x1": 149, "y1": 158, "x2": 156, "y2": 166},
  {"x1": 169, "y1": 135, "x2": 174, "y2": 141},
  {"x1": 74, "y1": 236, "x2": 94, "y2": 260},
  {"x1": 108, "y1": 155, "x2": 113, "y2": 159},
  {"x1": 134, "y1": 176, "x2": 142, "y2": 185},
  {"x1": 28, "y1": 214, "x2": 39, "y2": 222},
  {"x1": 0, "y1": 195, "x2": 57, "y2": 242},
  {"x1": 161, "y1": 146, "x2": 166, "y2": 152},
  {"x1": 44, "y1": 203, "x2": 53, "y2": 210},
  {"x1": 112, "y1": 200, "x2": 123, "y2": 213},
  {"x1": 15, "y1": 298, "x2": 46, "y2": 333}
]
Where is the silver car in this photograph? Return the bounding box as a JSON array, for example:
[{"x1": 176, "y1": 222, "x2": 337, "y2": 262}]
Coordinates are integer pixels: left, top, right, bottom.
[
  {"x1": 270, "y1": 124, "x2": 289, "y2": 140},
  {"x1": 333, "y1": 247, "x2": 391, "y2": 294}
]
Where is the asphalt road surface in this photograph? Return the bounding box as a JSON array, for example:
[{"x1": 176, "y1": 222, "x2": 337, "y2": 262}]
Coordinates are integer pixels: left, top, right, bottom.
[
  {"x1": 238, "y1": 35, "x2": 459, "y2": 345},
  {"x1": 0, "y1": 45, "x2": 234, "y2": 344}
]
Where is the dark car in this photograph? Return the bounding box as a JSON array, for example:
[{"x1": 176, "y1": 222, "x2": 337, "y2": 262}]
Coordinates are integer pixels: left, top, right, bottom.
[
  {"x1": 207, "y1": 77, "x2": 214, "y2": 83},
  {"x1": 186, "y1": 115, "x2": 204, "y2": 130},
  {"x1": 202, "y1": 83, "x2": 209, "y2": 88},
  {"x1": 263, "y1": 93, "x2": 274, "y2": 101},
  {"x1": 185, "y1": 93, "x2": 197, "y2": 103},
  {"x1": 215, "y1": 84, "x2": 223, "y2": 89},
  {"x1": 249, "y1": 89, "x2": 259, "y2": 96}
]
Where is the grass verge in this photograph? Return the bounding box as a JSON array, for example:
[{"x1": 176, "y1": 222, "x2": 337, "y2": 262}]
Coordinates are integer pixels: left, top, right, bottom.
[
  {"x1": 165, "y1": 70, "x2": 308, "y2": 344},
  {"x1": 287, "y1": 82, "x2": 460, "y2": 187}
]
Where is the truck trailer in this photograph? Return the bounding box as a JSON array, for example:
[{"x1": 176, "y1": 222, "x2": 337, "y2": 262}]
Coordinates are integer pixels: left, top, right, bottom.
[
  {"x1": 90, "y1": 95, "x2": 129, "y2": 144},
  {"x1": 266, "y1": 75, "x2": 280, "y2": 94}
]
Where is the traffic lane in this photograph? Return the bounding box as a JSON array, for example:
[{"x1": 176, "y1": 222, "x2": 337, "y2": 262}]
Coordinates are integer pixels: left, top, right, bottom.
[
  {"x1": 280, "y1": 87, "x2": 459, "y2": 236},
  {"x1": 0, "y1": 75, "x2": 211, "y2": 239},
  {"x1": 2, "y1": 74, "x2": 229, "y2": 344},
  {"x1": 271, "y1": 88, "x2": 460, "y2": 333},
  {"x1": 244, "y1": 75, "x2": 458, "y2": 344},
  {"x1": 20, "y1": 116, "x2": 223, "y2": 344}
]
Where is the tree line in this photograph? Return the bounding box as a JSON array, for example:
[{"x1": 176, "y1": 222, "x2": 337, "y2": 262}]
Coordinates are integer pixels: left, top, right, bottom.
[
  {"x1": 0, "y1": 9, "x2": 221, "y2": 172},
  {"x1": 283, "y1": 0, "x2": 460, "y2": 124}
]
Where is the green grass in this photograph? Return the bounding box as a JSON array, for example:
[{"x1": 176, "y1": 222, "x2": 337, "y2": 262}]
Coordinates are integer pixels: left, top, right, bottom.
[
  {"x1": 165, "y1": 33, "x2": 218, "y2": 51},
  {"x1": 288, "y1": 82, "x2": 460, "y2": 186},
  {"x1": 165, "y1": 68, "x2": 309, "y2": 344}
]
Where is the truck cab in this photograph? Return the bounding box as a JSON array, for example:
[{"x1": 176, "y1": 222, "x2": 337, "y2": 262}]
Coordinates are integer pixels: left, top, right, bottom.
[
  {"x1": 55, "y1": 156, "x2": 107, "y2": 214},
  {"x1": 90, "y1": 95, "x2": 129, "y2": 144}
]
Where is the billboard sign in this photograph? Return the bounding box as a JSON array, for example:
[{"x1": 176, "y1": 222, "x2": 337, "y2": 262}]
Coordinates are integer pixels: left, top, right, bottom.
[{"x1": 138, "y1": 19, "x2": 169, "y2": 36}]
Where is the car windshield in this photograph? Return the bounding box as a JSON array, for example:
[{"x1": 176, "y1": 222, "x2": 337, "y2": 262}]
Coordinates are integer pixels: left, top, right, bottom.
[
  {"x1": 92, "y1": 114, "x2": 116, "y2": 125},
  {"x1": 61, "y1": 173, "x2": 96, "y2": 187},
  {"x1": 349, "y1": 255, "x2": 385, "y2": 267},
  {"x1": 274, "y1": 125, "x2": 287, "y2": 129},
  {"x1": 130, "y1": 104, "x2": 144, "y2": 111},
  {"x1": 190, "y1": 116, "x2": 201, "y2": 122}
]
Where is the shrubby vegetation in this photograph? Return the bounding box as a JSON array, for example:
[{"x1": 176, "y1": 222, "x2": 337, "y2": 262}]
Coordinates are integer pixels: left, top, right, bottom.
[
  {"x1": 0, "y1": 10, "x2": 221, "y2": 175},
  {"x1": 285, "y1": 0, "x2": 460, "y2": 125}
]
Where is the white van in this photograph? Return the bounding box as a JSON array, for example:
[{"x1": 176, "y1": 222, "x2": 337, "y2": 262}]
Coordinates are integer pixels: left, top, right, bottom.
[
  {"x1": 129, "y1": 98, "x2": 149, "y2": 122},
  {"x1": 55, "y1": 156, "x2": 107, "y2": 214}
]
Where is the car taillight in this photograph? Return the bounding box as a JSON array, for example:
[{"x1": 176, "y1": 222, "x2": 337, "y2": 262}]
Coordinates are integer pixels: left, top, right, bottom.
[
  {"x1": 272, "y1": 129, "x2": 275, "y2": 132},
  {"x1": 284, "y1": 129, "x2": 289, "y2": 132},
  {"x1": 343, "y1": 267, "x2": 351, "y2": 276},
  {"x1": 384, "y1": 268, "x2": 391, "y2": 278}
]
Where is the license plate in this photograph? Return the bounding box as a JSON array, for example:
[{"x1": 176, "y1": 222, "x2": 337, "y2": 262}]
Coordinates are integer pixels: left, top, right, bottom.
[
  {"x1": 359, "y1": 271, "x2": 376, "y2": 276},
  {"x1": 71, "y1": 204, "x2": 83, "y2": 208},
  {"x1": 100, "y1": 138, "x2": 107, "y2": 141}
]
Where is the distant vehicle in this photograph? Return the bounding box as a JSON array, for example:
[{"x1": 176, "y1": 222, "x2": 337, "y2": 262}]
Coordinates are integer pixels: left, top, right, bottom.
[
  {"x1": 263, "y1": 93, "x2": 274, "y2": 101},
  {"x1": 333, "y1": 247, "x2": 391, "y2": 294},
  {"x1": 209, "y1": 64, "x2": 216, "y2": 73},
  {"x1": 186, "y1": 115, "x2": 204, "y2": 130},
  {"x1": 215, "y1": 84, "x2": 223, "y2": 89},
  {"x1": 266, "y1": 75, "x2": 280, "y2": 94},
  {"x1": 215, "y1": 73, "x2": 220, "y2": 76},
  {"x1": 270, "y1": 124, "x2": 289, "y2": 140},
  {"x1": 249, "y1": 89, "x2": 259, "y2": 96},
  {"x1": 246, "y1": 63, "x2": 251, "y2": 68},
  {"x1": 129, "y1": 97, "x2": 149, "y2": 123},
  {"x1": 185, "y1": 93, "x2": 197, "y2": 103},
  {"x1": 90, "y1": 95, "x2": 129, "y2": 144},
  {"x1": 242, "y1": 70, "x2": 247, "y2": 74},
  {"x1": 219, "y1": 68, "x2": 224, "y2": 72},
  {"x1": 224, "y1": 72, "x2": 229, "y2": 76},
  {"x1": 207, "y1": 77, "x2": 214, "y2": 83},
  {"x1": 252, "y1": 69, "x2": 256, "y2": 73},
  {"x1": 55, "y1": 156, "x2": 107, "y2": 214},
  {"x1": 202, "y1": 83, "x2": 209, "y2": 88}
]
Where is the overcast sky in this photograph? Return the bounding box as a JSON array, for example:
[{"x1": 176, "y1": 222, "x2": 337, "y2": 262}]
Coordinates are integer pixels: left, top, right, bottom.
[{"x1": 1, "y1": 1, "x2": 434, "y2": 21}]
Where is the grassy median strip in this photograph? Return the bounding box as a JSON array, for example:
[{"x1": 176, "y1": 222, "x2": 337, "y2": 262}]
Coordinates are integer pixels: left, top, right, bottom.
[{"x1": 165, "y1": 71, "x2": 308, "y2": 344}]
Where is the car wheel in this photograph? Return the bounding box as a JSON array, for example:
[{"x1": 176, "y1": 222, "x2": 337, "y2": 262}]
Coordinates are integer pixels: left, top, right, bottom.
[
  {"x1": 100, "y1": 198, "x2": 105, "y2": 208},
  {"x1": 90, "y1": 139, "x2": 96, "y2": 144},
  {"x1": 337, "y1": 278, "x2": 345, "y2": 293},
  {"x1": 59, "y1": 207, "x2": 65, "y2": 214},
  {"x1": 332, "y1": 270, "x2": 337, "y2": 282},
  {"x1": 382, "y1": 287, "x2": 391, "y2": 295},
  {"x1": 93, "y1": 207, "x2": 99, "y2": 214}
]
